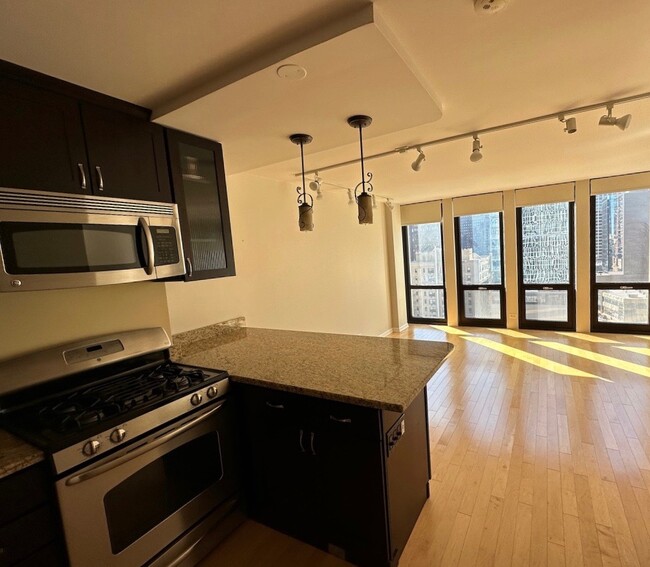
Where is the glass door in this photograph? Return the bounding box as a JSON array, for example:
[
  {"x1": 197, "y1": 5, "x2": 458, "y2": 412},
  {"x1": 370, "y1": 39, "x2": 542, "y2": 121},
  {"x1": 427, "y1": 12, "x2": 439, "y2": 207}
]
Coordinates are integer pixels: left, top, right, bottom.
[
  {"x1": 591, "y1": 190, "x2": 650, "y2": 332},
  {"x1": 517, "y1": 202, "x2": 575, "y2": 330},
  {"x1": 455, "y1": 212, "x2": 506, "y2": 327},
  {"x1": 402, "y1": 222, "x2": 446, "y2": 323}
]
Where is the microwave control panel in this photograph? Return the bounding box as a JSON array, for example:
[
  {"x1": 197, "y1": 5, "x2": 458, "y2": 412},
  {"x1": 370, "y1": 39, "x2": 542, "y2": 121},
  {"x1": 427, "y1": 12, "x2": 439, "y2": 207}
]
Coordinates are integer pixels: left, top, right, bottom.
[{"x1": 151, "y1": 227, "x2": 180, "y2": 266}]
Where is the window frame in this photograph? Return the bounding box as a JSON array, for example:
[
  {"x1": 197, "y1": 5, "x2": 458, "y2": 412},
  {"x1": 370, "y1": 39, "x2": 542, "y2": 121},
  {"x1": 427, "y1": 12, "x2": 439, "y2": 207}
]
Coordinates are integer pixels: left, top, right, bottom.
[
  {"x1": 590, "y1": 193, "x2": 650, "y2": 333},
  {"x1": 454, "y1": 212, "x2": 506, "y2": 328},
  {"x1": 516, "y1": 201, "x2": 576, "y2": 331},
  {"x1": 402, "y1": 223, "x2": 448, "y2": 325}
]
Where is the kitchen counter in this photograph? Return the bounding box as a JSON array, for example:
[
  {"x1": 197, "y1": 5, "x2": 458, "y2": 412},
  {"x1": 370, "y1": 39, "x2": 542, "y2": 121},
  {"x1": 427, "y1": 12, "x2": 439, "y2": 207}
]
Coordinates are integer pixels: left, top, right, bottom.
[
  {"x1": 174, "y1": 325, "x2": 453, "y2": 412},
  {"x1": 0, "y1": 428, "x2": 44, "y2": 480}
]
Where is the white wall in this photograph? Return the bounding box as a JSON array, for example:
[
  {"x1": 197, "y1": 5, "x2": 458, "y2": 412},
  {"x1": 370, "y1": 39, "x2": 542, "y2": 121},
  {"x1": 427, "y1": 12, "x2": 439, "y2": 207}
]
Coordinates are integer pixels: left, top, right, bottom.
[{"x1": 166, "y1": 173, "x2": 394, "y2": 337}]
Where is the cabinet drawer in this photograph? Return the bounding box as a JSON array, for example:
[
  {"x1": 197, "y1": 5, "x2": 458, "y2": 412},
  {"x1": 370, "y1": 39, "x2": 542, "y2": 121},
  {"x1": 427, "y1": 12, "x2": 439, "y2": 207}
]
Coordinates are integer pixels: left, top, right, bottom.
[
  {"x1": 0, "y1": 464, "x2": 50, "y2": 527},
  {"x1": 0, "y1": 505, "x2": 57, "y2": 567},
  {"x1": 311, "y1": 397, "x2": 382, "y2": 441}
]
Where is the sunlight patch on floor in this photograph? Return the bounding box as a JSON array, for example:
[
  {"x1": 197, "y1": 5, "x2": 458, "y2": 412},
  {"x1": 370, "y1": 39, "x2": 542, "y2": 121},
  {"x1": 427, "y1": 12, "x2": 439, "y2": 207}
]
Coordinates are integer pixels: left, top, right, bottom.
[
  {"x1": 431, "y1": 325, "x2": 472, "y2": 336},
  {"x1": 488, "y1": 328, "x2": 536, "y2": 339},
  {"x1": 462, "y1": 336, "x2": 610, "y2": 381},
  {"x1": 614, "y1": 345, "x2": 650, "y2": 356},
  {"x1": 534, "y1": 341, "x2": 650, "y2": 378},
  {"x1": 555, "y1": 332, "x2": 620, "y2": 344}
]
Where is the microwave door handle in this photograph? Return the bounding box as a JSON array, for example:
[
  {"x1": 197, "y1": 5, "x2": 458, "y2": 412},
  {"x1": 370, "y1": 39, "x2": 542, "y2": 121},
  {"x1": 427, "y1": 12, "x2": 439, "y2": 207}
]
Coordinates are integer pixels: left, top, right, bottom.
[
  {"x1": 65, "y1": 401, "x2": 226, "y2": 486},
  {"x1": 138, "y1": 217, "x2": 155, "y2": 275}
]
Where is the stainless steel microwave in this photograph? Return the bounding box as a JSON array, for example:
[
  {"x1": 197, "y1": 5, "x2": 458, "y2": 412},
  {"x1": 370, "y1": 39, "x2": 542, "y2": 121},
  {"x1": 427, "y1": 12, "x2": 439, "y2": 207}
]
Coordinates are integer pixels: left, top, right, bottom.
[{"x1": 0, "y1": 188, "x2": 185, "y2": 292}]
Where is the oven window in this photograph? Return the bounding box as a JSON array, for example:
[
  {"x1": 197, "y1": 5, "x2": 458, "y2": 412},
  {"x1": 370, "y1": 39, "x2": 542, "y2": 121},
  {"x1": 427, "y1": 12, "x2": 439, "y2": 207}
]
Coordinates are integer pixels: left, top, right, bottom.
[
  {"x1": 0, "y1": 222, "x2": 144, "y2": 274},
  {"x1": 104, "y1": 432, "x2": 223, "y2": 554}
]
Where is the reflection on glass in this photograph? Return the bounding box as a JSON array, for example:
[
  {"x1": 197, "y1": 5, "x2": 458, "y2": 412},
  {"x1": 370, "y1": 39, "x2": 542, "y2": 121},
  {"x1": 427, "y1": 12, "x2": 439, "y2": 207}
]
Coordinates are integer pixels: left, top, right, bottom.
[
  {"x1": 524, "y1": 290, "x2": 568, "y2": 321},
  {"x1": 407, "y1": 223, "x2": 443, "y2": 285},
  {"x1": 464, "y1": 290, "x2": 501, "y2": 319},
  {"x1": 594, "y1": 190, "x2": 650, "y2": 284},
  {"x1": 178, "y1": 143, "x2": 226, "y2": 272},
  {"x1": 458, "y1": 213, "x2": 502, "y2": 285},
  {"x1": 410, "y1": 289, "x2": 445, "y2": 320},
  {"x1": 597, "y1": 289, "x2": 649, "y2": 324},
  {"x1": 520, "y1": 203, "x2": 570, "y2": 284}
]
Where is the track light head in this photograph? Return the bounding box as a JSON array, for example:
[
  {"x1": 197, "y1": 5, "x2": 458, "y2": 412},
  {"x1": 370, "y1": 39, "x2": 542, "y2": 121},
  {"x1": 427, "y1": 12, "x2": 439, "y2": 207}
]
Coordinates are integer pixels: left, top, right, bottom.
[
  {"x1": 599, "y1": 105, "x2": 632, "y2": 130},
  {"x1": 411, "y1": 147, "x2": 426, "y2": 171},
  {"x1": 347, "y1": 188, "x2": 355, "y2": 205},
  {"x1": 309, "y1": 172, "x2": 321, "y2": 192},
  {"x1": 385, "y1": 199, "x2": 395, "y2": 211},
  {"x1": 470, "y1": 135, "x2": 483, "y2": 163},
  {"x1": 559, "y1": 114, "x2": 577, "y2": 134}
]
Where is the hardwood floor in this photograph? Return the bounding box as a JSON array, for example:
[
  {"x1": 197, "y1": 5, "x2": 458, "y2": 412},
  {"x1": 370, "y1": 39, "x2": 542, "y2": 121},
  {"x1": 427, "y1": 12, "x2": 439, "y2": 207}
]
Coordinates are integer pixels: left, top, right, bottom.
[{"x1": 200, "y1": 325, "x2": 650, "y2": 567}]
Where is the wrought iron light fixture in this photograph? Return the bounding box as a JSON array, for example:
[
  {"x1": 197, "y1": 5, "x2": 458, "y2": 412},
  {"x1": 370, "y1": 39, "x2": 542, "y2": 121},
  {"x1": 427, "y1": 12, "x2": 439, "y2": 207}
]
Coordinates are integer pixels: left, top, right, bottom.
[
  {"x1": 290, "y1": 133, "x2": 314, "y2": 231},
  {"x1": 348, "y1": 115, "x2": 374, "y2": 224}
]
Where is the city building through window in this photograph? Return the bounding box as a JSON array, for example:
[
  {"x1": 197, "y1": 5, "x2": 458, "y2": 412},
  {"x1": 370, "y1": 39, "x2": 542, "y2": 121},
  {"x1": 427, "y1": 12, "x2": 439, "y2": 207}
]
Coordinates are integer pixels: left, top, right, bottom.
[
  {"x1": 591, "y1": 189, "x2": 650, "y2": 331},
  {"x1": 403, "y1": 222, "x2": 446, "y2": 323}
]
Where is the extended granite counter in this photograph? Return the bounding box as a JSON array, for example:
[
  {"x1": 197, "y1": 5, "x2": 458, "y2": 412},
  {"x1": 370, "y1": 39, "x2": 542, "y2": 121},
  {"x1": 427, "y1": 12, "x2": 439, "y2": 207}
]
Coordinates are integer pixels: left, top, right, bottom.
[
  {"x1": 0, "y1": 428, "x2": 44, "y2": 480},
  {"x1": 172, "y1": 325, "x2": 453, "y2": 413}
]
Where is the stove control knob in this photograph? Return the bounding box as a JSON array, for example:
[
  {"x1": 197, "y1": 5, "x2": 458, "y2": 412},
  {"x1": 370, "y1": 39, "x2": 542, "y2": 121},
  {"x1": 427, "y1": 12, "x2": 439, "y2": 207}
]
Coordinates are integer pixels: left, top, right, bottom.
[
  {"x1": 191, "y1": 393, "x2": 203, "y2": 406},
  {"x1": 110, "y1": 428, "x2": 127, "y2": 444},
  {"x1": 82, "y1": 440, "x2": 101, "y2": 457},
  {"x1": 206, "y1": 386, "x2": 218, "y2": 399}
]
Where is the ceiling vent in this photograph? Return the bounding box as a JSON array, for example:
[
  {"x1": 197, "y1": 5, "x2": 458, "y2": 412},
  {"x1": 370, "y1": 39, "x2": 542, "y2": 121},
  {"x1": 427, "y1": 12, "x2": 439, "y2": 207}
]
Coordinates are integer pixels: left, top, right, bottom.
[{"x1": 474, "y1": 0, "x2": 508, "y2": 14}]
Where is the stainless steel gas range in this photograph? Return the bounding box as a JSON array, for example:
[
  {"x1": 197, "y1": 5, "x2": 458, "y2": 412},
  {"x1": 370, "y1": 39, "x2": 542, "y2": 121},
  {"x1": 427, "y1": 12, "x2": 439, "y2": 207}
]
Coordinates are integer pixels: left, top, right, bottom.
[{"x1": 0, "y1": 328, "x2": 243, "y2": 567}]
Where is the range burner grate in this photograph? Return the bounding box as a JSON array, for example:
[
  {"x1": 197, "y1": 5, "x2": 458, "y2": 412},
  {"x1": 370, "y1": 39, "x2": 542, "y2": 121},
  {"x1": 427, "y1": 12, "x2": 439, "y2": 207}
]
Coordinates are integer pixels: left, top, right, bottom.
[{"x1": 36, "y1": 362, "x2": 210, "y2": 433}]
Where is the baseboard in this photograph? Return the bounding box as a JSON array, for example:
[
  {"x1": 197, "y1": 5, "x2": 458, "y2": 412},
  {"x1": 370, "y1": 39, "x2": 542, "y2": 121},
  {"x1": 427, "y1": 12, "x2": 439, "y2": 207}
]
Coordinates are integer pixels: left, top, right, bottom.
[{"x1": 379, "y1": 323, "x2": 409, "y2": 337}]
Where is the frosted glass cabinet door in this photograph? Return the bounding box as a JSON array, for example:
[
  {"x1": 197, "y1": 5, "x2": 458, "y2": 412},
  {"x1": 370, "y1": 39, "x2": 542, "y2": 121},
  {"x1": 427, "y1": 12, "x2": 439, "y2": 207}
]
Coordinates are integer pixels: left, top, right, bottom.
[{"x1": 166, "y1": 129, "x2": 236, "y2": 280}]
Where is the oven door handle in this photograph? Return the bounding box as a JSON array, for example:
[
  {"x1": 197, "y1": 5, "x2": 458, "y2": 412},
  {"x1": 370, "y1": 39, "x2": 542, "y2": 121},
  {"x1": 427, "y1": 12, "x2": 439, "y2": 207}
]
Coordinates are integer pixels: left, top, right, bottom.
[{"x1": 65, "y1": 401, "x2": 225, "y2": 486}]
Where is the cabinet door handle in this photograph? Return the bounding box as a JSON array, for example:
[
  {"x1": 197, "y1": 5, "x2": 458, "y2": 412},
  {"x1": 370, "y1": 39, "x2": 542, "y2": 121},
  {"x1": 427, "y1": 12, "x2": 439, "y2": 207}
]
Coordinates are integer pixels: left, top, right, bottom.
[
  {"x1": 309, "y1": 431, "x2": 316, "y2": 455},
  {"x1": 265, "y1": 402, "x2": 285, "y2": 410},
  {"x1": 77, "y1": 163, "x2": 87, "y2": 190},
  {"x1": 299, "y1": 429, "x2": 305, "y2": 453},
  {"x1": 329, "y1": 415, "x2": 352, "y2": 424},
  {"x1": 186, "y1": 257, "x2": 193, "y2": 278},
  {"x1": 95, "y1": 166, "x2": 104, "y2": 191}
]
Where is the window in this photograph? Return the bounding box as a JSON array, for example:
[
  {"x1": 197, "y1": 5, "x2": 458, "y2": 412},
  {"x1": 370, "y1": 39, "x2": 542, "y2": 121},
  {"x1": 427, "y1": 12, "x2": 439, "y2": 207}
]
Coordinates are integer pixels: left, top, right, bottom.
[
  {"x1": 454, "y1": 212, "x2": 505, "y2": 326},
  {"x1": 517, "y1": 202, "x2": 575, "y2": 330},
  {"x1": 591, "y1": 190, "x2": 650, "y2": 331},
  {"x1": 403, "y1": 222, "x2": 446, "y2": 323}
]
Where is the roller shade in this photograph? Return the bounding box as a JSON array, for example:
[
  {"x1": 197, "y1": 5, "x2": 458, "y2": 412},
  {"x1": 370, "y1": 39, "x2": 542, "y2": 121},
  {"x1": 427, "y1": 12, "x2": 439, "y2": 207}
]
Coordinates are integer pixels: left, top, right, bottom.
[
  {"x1": 591, "y1": 171, "x2": 650, "y2": 195},
  {"x1": 515, "y1": 182, "x2": 575, "y2": 207},
  {"x1": 453, "y1": 192, "x2": 503, "y2": 216},
  {"x1": 400, "y1": 200, "x2": 442, "y2": 225}
]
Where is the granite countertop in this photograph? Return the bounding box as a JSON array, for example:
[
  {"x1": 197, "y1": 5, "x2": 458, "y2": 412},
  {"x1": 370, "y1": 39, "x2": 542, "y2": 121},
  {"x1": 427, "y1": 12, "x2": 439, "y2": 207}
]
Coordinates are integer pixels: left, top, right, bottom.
[
  {"x1": 174, "y1": 326, "x2": 453, "y2": 412},
  {"x1": 0, "y1": 428, "x2": 44, "y2": 480}
]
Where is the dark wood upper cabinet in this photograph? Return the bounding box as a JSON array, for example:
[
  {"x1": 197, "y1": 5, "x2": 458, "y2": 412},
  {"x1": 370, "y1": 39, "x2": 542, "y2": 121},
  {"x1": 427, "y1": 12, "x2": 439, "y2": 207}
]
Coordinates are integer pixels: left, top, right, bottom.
[
  {"x1": 166, "y1": 129, "x2": 236, "y2": 280},
  {"x1": 81, "y1": 103, "x2": 171, "y2": 202},
  {"x1": 0, "y1": 75, "x2": 89, "y2": 194}
]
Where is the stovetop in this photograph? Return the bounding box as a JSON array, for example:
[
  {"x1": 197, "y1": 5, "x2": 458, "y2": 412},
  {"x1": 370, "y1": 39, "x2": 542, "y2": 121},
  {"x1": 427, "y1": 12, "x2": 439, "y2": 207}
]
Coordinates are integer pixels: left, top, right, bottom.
[{"x1": 3, "y1": 361, "x2": 228, "y2": 453}]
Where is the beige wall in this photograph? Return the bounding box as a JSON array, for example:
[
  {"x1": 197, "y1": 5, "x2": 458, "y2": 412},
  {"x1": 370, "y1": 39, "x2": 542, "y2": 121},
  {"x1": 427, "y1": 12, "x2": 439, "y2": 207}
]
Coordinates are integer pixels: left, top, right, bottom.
[
  {"x1": 0, "y1": 283, "x2": 170, "y2": 361},
  {"x1": 166, "y1": 173, "x2": 394, "y2": 337}
]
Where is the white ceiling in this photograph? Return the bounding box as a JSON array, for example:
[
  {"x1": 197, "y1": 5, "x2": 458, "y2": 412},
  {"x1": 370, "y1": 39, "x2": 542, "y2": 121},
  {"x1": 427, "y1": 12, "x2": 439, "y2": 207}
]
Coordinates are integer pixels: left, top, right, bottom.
[{"x1": 1, "y1": 0, "x2": 650, "y2": 203}]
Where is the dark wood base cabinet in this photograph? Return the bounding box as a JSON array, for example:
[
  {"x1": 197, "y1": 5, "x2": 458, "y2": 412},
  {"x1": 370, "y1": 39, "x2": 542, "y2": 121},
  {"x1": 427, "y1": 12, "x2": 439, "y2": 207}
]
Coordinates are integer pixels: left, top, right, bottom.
[{"x1": 237, "y1": 385, "x2": 430, "y2": 567}]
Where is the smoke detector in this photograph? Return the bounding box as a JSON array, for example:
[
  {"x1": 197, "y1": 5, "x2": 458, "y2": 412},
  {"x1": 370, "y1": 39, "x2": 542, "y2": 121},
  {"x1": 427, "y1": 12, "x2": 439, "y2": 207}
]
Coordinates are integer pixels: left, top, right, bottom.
[{"x1": 474, "y1": 0, "x2": 508, "y2": 14}]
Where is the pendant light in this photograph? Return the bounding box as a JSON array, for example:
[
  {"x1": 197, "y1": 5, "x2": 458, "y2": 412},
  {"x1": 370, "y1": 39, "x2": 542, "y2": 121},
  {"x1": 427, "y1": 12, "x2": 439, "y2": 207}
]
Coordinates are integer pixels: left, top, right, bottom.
[
  {"x1": 347, "y1": 115, "x2": 374, "y2": 224},
  {"x1": 290, "y1": 133, "x2": 314, "y2": 231}
]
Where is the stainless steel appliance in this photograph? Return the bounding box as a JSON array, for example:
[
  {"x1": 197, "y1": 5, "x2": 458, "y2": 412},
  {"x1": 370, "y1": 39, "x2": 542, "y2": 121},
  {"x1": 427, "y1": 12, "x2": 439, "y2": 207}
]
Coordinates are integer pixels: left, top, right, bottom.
[
  {"x1": 0, "y1": 188, "x2": 185, "y2": 292},
  {"x1": 0, "y1": 328, "x2": 242, "y2": 567}
]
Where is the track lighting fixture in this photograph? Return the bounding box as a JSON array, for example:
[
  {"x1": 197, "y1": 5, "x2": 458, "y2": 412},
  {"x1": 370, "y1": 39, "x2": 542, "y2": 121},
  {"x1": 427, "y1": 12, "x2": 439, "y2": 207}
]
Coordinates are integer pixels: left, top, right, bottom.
[
  {"x1": 411, "y1": 147, "x2": 426, "y2": 171},
  {"x1": 348, "y1": 114, "x2": 374, "y2": 225},
  {"x1": 347, "y1": 188, "x2": 355, "y2": 205},
  {"x1": 290, "y1": 133, "x2": 314, "y2": 232},
  {"x1": 559, "y1": 114, "x2": 577, "y2": 134},
  {"x1": 599, "y1": 104, "x2": 632, "y2": 131},
  {"x1": 309, "y1": 172, "x2": 321, "y2": 192},
  {"x1": 372, "y1": 195, "x2": 377, "y2": 209},
  {"x1": 470, "y1": 135, "x2": 483, "y2": 163},
  {"x1": 385, "y1": 199, "x2": 394, "y2": 211}
]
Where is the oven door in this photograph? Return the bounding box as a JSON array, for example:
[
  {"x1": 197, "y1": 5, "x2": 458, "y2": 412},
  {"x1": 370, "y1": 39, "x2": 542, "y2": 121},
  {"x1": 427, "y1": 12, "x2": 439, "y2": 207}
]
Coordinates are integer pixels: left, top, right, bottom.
[{"x1": 56, "y1": 400, "x2": 238, "y2": 567}]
